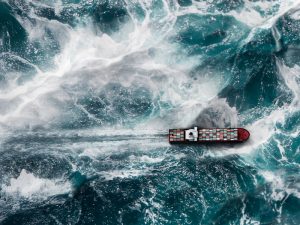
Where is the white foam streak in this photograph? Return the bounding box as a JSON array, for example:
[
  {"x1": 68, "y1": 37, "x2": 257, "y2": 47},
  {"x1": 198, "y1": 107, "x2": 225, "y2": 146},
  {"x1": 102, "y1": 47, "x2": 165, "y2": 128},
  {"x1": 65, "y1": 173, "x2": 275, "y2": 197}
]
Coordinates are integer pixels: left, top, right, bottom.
[
  {"x1": 2, "y1": 169, "x2": 71, "y2": 200},
  {"x1": 274, "y1": 137, "x2": 288, "y2": 161},
  {"x1": 261, "y1": 170, "x2": 300, "y2": 223},
  {"x1": 277, "y1": 61, "x2": 300, "y2": 108},
  {"x1": 233, "y1": 0, "x2": 300, "y2": 28},
  {"x1": 100, "y1": 169, "x2": 147, "y2": 180},
  {"x1": 0, "y1": 25, "x2": 144, "y2": 128}
]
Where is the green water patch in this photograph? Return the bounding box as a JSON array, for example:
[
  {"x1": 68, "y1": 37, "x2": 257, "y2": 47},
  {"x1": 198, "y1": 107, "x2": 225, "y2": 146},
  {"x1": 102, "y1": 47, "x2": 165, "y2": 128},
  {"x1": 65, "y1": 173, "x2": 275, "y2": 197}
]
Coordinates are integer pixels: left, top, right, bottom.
[
  {"x1": 219, "y1": 175, "x2": 300, "y2": 224},
  {"x1": 92, "y1": 0, "x2": 132, "y2": 35},
  {"x1": 146, "y1": 154, "x2": 259, "y2": 224},
  {"x1": 219, "y1": 28, "x2": 293, "y2": 112},
  {"x1": 170, "y1": 13, "x2": 249, "y2": 86},
  {"x1": 0, "y1": 2, "x2": 27, "y2": 53},
  {"x1": 1, "y1": 198, "x2": 81, "y2": 225},
  {"x1": 172, "y1": 14, "x2": 249, "y2": 56},
  {"x1": 177, "y1": 0, "x2": 192, "y2": 7}
]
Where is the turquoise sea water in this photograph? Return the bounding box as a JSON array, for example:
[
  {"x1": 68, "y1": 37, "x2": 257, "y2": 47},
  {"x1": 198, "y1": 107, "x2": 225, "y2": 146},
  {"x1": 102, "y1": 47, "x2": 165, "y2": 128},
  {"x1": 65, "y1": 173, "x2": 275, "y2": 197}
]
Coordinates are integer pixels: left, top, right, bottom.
[{"x1": 0, "y1": 0, "x2": 299, "y2": 224}]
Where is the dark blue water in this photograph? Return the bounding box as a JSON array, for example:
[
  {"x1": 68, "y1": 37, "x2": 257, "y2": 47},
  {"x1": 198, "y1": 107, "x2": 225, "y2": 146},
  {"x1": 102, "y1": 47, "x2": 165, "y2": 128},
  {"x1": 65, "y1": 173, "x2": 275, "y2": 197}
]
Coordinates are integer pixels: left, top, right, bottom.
[{"x1": 0, "y1": 0, "x2": 299, "y2": 224}]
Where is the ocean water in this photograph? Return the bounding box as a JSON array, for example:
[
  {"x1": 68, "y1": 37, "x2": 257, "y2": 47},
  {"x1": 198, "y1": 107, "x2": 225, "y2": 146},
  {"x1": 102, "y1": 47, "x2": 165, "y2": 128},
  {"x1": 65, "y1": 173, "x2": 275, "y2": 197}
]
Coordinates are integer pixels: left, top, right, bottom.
[{"x1": 0, "y1": 0, "x2": 299, "y2": 224}]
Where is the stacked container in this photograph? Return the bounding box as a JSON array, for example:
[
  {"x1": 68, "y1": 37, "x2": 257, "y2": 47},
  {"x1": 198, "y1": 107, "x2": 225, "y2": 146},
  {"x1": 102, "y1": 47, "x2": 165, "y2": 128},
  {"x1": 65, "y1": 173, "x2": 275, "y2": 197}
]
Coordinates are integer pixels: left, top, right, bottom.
[
  {"x1": 169, "y1": 129, "x2": 185, "y2": 142},
  {"x1": 198, "y1": 128, "x2": 238, "y2": 141}
]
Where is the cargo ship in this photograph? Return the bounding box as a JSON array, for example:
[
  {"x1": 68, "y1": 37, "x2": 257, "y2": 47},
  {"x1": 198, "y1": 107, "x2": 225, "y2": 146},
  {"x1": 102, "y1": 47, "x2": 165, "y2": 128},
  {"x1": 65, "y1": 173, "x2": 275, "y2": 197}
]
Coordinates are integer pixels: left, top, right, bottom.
[{"x1": 169, "y1": 127, "x2": 250, "y2": 143}]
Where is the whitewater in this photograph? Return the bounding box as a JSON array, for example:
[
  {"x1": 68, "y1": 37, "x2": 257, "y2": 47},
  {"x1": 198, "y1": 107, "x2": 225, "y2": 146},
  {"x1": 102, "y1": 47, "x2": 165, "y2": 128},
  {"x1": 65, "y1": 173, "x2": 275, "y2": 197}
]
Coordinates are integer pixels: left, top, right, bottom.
[{"x1": 0, "y1": 0, "x2": 299, "y2": 224}]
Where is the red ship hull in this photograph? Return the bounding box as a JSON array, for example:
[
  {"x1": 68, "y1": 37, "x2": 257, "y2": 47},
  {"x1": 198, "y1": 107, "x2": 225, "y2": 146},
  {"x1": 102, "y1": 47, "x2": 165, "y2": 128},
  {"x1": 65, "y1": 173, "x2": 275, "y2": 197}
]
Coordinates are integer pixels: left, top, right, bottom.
[{"x1": 169, "y1": 127, "x2": 250, "y2": 143}]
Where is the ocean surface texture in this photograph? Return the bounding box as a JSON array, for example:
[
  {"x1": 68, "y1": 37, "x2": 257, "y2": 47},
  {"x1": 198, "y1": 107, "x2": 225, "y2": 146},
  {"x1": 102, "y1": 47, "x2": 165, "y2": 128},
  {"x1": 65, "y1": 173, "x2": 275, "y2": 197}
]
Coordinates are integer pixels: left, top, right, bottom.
[{"x1": 0, "y1": 0, "x2": 299, "y2": 224}]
